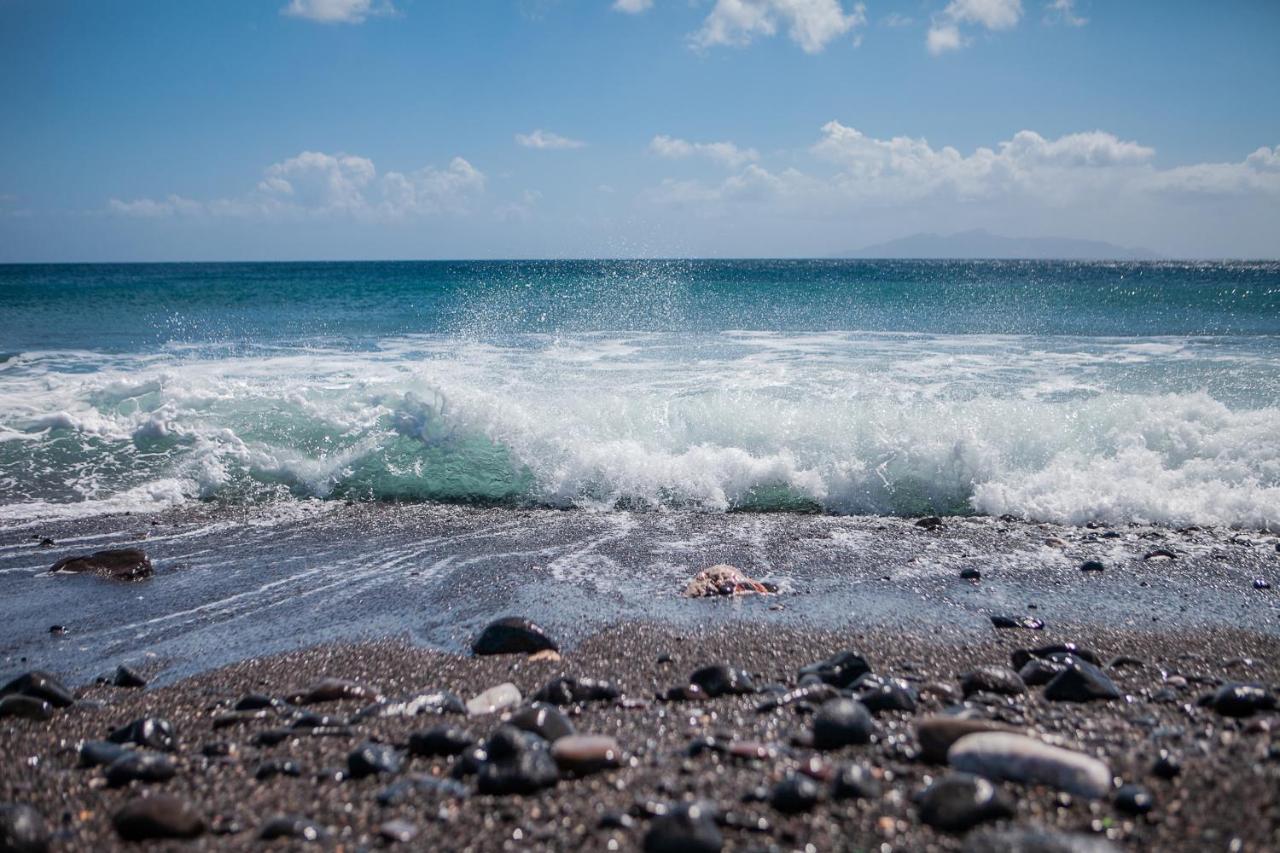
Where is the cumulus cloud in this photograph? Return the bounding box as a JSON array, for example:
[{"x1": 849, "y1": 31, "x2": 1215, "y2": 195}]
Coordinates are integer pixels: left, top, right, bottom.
[
  {"x1": 282, "y1": 0, "x2": 394, "y2": 24},
  {"x1": 109, "y1": 151, "x2": 485, "y2": 221},
  {"x1": 691, "y1": 0, "x2": 868, "y2": 54},
  {"x1": 515, "y1": 129, "x2": 587, "y2": 150},
  {"x1": 927, "y1": 0, "x2": 1022, "y2": 54},
  {"x1": 649, "y1": 134, "x2": 760, "y2": 168},
  {"x1": 612, "y1": 0, "x2": 653, "y2": 13},
  {"x1": 1044, "y1": 0, "x2": 1087, "y2": 27}
]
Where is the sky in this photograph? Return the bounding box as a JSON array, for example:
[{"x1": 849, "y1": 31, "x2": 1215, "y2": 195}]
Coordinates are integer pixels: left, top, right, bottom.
[{"x1": 1, "y1": 0, "x2": 1278, "y2": 261}]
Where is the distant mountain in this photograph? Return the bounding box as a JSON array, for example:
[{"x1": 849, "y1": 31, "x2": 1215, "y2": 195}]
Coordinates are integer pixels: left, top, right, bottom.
[{"x1": 841, "y1": 229, "x2": 1159, "y2": 260}]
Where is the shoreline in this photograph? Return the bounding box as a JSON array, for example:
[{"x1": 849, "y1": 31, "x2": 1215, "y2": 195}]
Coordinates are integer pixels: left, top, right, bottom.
[{"x1": 2, "y1": 621, "x2": 1279, "y2": 850}]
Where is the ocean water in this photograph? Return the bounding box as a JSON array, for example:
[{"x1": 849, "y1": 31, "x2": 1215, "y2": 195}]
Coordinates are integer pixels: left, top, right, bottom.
[{"x1": 1, "y1": 260, "x2": 1278, "y2": 530}]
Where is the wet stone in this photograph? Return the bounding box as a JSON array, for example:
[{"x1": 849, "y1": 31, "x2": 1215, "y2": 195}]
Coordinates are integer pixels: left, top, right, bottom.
[
  {"x1": 689, "y1": 664, "x2": 756, "y2": 697},
  {"x1": 466, "y1": 683, "x2": 522, "y2": 716},
  {"x1": 990, "y1": 615, "x2": 1045, "y2": 630},
  {"x1": 916, "y1": 773, "x2": 1014, "y2": 832},
  {"x1": 408, "y1": 725, "x2": 474, "y2": 758},
  {"x1": 0, "y1": 671, "x2": 74, "y2": 709},
  {"x1": 108, "y1": 717, "x2": 176, "y2": 751},
  {"x1": 851, "y1": 673, "x2": 918, "y2": 714},
  {"x1": 79, "y1": 740, "x2": 131, "y2": 768},
  {"x1": 1043, "y1": 659, "x2": 1122, "y2": 702},
  {"x1": 961, "y1": 666, "x2": 1027, "y2": 697},
  {"x1": 831, "y1": 764, "x2": 882, "y2": 800},
  {"x1": 112, "y1": 794, "x2": 205, "y2": 841},
  {"x1": 258, "y1": 815, "x2": 327, "y2": 843},
  {"x1": 1019, "y1": 658, "x2": 1068, "y2": 687},
  {"x1": 0, "y1": 696, "x2": 52, "y2": 721},
  {"x1": 476, "y1": 728, "x2": 560, "y2": 795},
  {"x1": 113, "y1": 665, "x2": 147, "y2": 688},
  {"x1": 1115, "y1": 784, "x2": 1154, "y2": 815},
  {"x1": 347, "y1": 742, "x2": 402, "y2": 778},
  {"x1": 1012, "y1": 644, "x2": 1101, "y2": 669},
  {"x1": 1206, "y1": 683, "x2": 1277, "y2": 717},
  {"x1": 471, "y1": 617, "x2": 558, "y2": 656},
  {"x1": 770, "y1": 774, "x2": 822, "y2": 814},
  {"x1": 532, "y1": 676, "x2": 619, "y2": 706},
  {"x1": 105, "y1": 752, "x2": 176, "y2": 787},
  {"x1": 255, "y1": 759, "x2": 302, "y2": 780},
  {"x1": 50, "y1": 547, "x2": 152, "y2": 581},
  {"x1": 811, "y1": 698, "x2": 874, "y2": 750},
  {"x1": 507, "y1": 702, "x2": 575, "y2": 741},
  {"x1": 0, "y1": 803, "x2": 49, "y2": 853},
  {"x1": 643, "y1": 802, "x2": 722, "y2": 853},
  {"x1": 960, "y1": 568, "x2": 982, "y2": 580},
  {"x1": 551, "y1": 734, "x2": 623, "y2": 775},
  {"x1": 949, "y1": 732, "x2": 1111, "y2": 799},
  {"x1": 798, "y1": 651, "x2": 871, "y2": 688}
]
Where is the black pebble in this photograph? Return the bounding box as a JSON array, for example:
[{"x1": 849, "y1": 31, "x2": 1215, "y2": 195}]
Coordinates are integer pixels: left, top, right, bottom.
[
  {"x1": 1043, "y1": 658, "x2": 1122, "y2": 702},
  {"x1": 408, "y1": 726, "x2": 474, "y2": 758},
  {"x1": 1152, "y1": 750, "x2": 1181, "y2": 779},
  {"x1": 798, "y1": 651, "x2": 871, "y2": 688},
  {"x1": 258, "y1": 815, "x2": 327, "y2": 843},
  {"x1": 113, "y1": 666, "x2": 147, "y2": 689},
  {"x1": 112, "y1": 794, "x2": 205, "y2": 841},
  {"x1": 811, "y1": 698, "x2": 873, "y2": 750},
  {"x1": 643, "y1": 802, "x2": 722, "y2": 853},
  {"x1": 255, "y1": 759, "x2": 302, "y2": 780},
  {"x1": 347, "y1": 742, "x2": 402, "y2": 778},
  {"x1": 108, "y1": 717, "x2": 176, "y2": 751},
  {"x1": 770, "y1": 774, "x2": 822, "y2": 814},
  {"x1": 471, "y1": 617, "x2": 558, "y2": 656},
  {"x1": 105, "y1": 752, "x2": 176, "y2": 787},
  {"x1": 1115, "y1": 784, "x2": 1154, "y2": 815},
  {"x1": 689, "y1": 665, "x2": 756, "y2": 697},
  {"x1": 916, "y1": 773, "x2": 1014, "y2": 832}
]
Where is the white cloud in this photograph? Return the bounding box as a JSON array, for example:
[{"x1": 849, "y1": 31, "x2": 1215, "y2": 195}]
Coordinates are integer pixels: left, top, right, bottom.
[
  {"x1": 1044, "y1": 0, "x2": 1087, "y2": 27},
  {"x1": 691, "y1": 0, "x2": 868, "y2": 54},
  {"x1": 927, "y1": 0, "x2": 1022, "y2": 54},
  {"x1": 649, "y1": 134, "x2": 760, "y2": 168},
  {"x1": 495, "y1": 190, "x2": 542, "y2": 223},
  {"x1": 110, "y1": 151, "x2": 485, "y2": 221},
  {"x1": 612, "y1": 0, "x2": 653, "y2": 13},
  {"x1": 282, "y1": 0, "x2": 393, "y2": 24},
  {"x1": 515, "y1": 129, "x2": 587, "y2": 150}
]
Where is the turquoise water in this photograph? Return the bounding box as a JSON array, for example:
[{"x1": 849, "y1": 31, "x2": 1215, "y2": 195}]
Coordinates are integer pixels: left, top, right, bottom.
[{"x1": 1, "y1": 260, "x2": 1278, "y2": 527}]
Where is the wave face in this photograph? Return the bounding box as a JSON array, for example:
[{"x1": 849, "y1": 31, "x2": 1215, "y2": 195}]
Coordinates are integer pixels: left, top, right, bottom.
[{"x1": 1, "y1": 261, "x2": 1279, "y2": 529}]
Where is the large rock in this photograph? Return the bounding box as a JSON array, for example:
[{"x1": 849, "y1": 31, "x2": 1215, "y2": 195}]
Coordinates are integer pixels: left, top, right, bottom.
[
  {"x1": 471, "y1": 617, "x2": 558, "y2": 656},
  {"x1": 112, "y1": 795, "x2": 205, "y2": 841},
  {"x1": 948, "y1": 732, "x2": 1111, "y2": 799},
  {"x1": 1042, "y1": 659, "x2": 1121, "y2": 702},
  {"x1": 684, "y1": 564, "x2": 774, "y2": 597},
  {"x1": 50, "y1": 548, "x2": 152, "y2": 581},
  {"x1": 0, "y1": 803, "x2": 49, "y2": 853},
  {"x1": 0, "y1": 672, "x2": 74, "y2": 709},
  {"x1": 1205, "y1": 683, "x2": 1277, "y2": 717}
]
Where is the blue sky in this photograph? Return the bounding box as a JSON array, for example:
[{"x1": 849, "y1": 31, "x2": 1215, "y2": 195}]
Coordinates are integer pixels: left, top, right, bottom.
[{"x1": 1, "y1": 0, "x2": 1278, "y2": 260}]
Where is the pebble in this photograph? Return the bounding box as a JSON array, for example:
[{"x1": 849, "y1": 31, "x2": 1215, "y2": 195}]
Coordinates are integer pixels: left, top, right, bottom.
[
  {"x1": 916, "y1": 717, "x2": 1016, "y2": 764},
  {"x1": 108, "y1": 717, "x2": 176, "y2": 751},
  {"x1": 831, "y1": 763, "x2": 882, "y2": 800},
  {"x1": 1206, "y1": 683, "x2": 1277, "y2": 717},
  {"x1": 949, "y1": 732, "x2": 1111, "y2": 799},
  {"x1": 288, "y1": 678, "x2": 379, "y2": 705},
  {"x1": 258, "y1": 815, "x2": 327, "y2": 843},
  {"x1": 471, "y1": 617, "x2": 558, "y2": 655},
  {"x1": 755, "y1": 683, "x2": 839, "y2": 713},
  {"x1": 683, "y1": 564, "x2": 773, "y2": 596},
  {"x1": 533, "y1": 676, "x2": 619, "y2": 705},
  {"x1": 376, "y1": 774, "x2": 469, "y2": 807},
  {"x1": 960, "y1": 567, "x2": 981, "y2": 580},
  {"x1": 0, "y1": 696, "x2": 53, "y2": 721},
  {"x1": 0, "y1": 671, "x2": 74, "y2": 709},
  {"x1": 689, "y1": 664, "x2": 756, "y2": 697},
  {"x1": 851, "y1": 674, "x2": 917, "y2": 713},
  {"x1": 961, "y1": 666, "x2": 1027, "y2": 697},
  {"x1": 962, "y1": 828, "x2": 1122, "y2": 852},
  {"x1": 551, "y1": 734, "x2": 623, "y2": 775},
  {"x1": 990, "y1": 615, "x2": 1045, "y2": 630},
  {"x1": 113, "y1": 665, "x2": 147, "y2": 688},
  {"x1": 507, "y1": 702, "x2": 575, "y2": 741},
  {"x1": 0, "y1": 803, "x2": 49, "y2": 853},
  {"x1": 49, "y1": 547, "x2": 152, "y2": 581},
  {"x1": 1254, "y1": 578, "x2": 1272, "y2": 589},
  {"x1": 1152, "y1": 749, "x2": 1181, "y2": 779},
  {"x1": 347, "y1": 742, "x2": 402, "y2": 778},
  {"x1": 798, "y1": 651, "x2": 871, "y2": 688},
  {"x1": 1043, "y1": 658, "x2": 1122, "y2": 702},
  {"x1": 379, "y1": 819, "x2": 418, "y2": 843},
  {"x1": 770, "y1": 774, "x2": 822, "y2": 813},
  {"x1": 355, "y1": 690, "x2": 466, "y2": 719},
  {"x1": 233, "y1": 693, "x2": 280, "y2": 711},
  {"x1": 1018, "y1": 658, "x2": 1068, "y2": 687},
  {"x1": 1114, "y1": 783, "x2": 1154, "y2": 815},
  {"x1": 105, "y1": 752, "x2": 177, "y2": 787},
  {"x1": 811, "y1": 698, "x2": 874, "y2": 750},
  {"x1": 78, "y1": 740, "x2": 131, "y2": 768},
  {"x1": 112, "y1": 794, "x2": 205, "y2": 841},
  {"x1": 476, "y1": 727, "x2": 560, "y2": 795},
  {"x1": 917, "y1": 516, "x2": 943, "y2": 530},
  {"x1": 255, "y1": 759, "x2": 302, "y2": 780},
  {"x1": 408, "y1": 725, "x2": 475, "y2": 757},
  {"x1": 466, "y1": 683, "x2": 522, "y2": 716},
  {"x1": 1012, "y1": 644, "x2": 1101, "y2": 669},
  {"x1": 1080, "y1": 560, "x2": 1106, "y2": 573},
  {"x1": 643, "y1": 802, "x2": 722, "y2": 853},
  {"x1": 915, "y1": 773, "x2": 1014, "y2": 832}
]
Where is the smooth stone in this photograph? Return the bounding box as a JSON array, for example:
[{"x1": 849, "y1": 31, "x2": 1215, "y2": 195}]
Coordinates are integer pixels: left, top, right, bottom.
[
  {"x1": 471, "y1": 617, "x2": 558, "y2": 656},
  {"x1": 466, "y1": 683, "x2": 522, "y2": 716},
  {"x1": 105, "y1": 752, "x2": 176, "y2": 787},
  {"x1": 532, "y1": 676, "x2": 619, "y2": 706},
  {"x1": 916, "y1": 516, "x2": 943, "y2": 530},
  {"x1": 108, "y1": 717, "x2": 176, "y2": 751},
  {"x1": 1018, "y1": 658, "x2": 1068, "y2": 687},
  {"x1": 448, "y1": 745, "x2": 488, "y2": 780},
  {"x1": 949, "y1": 732, "x2": 1111, "y2": 799},
  {"x1": 990, "y1": 615, "x2": 1045, "y2": 630},
  {"x1": 354, "y1": 690, "x2": 465, "y2": 719},
  {"x1": 850, "y1": 673, "x2": 917, "y2": 714},
  {"x1": 213, "y1": 710, "x2": 270, "y2": 729},
  {"x1": 1043, "y1": 659, "x2": 1122, "y2": 702},
  {"x1": 960, "y1": 567, "x2": 982, "y2": 580},
  {"x1": 0, "y1": 696, "x2": 52, "y2": 721},
  {"x1": 258, "y1": 816, "x2": 327, "y2": 842},
  {"x1": 79, "y1": 740, "x2": 131, "y2": 768},
  {"x1": 255, "y1": 759, "x2": 302, "y2": 780},
  {"x1": 755, "y1": 683, "x2": 839, "y2": 713},
  {"x1": 290, "y1": 712, "x2": 343, "y2": 729},
  {"x1": 0, "y1": 671, "x2": 74, "y2": 708},
  {"x1": 347, "y1": 742, "x2": 402, "y2": 778},
  {"x1": 643, "y1": 802, "x2": 722, "y2": 853},
  {"x1": 961, "y1": 666, "x2": 1027, "y2": 697},
  {"x1": 476, "y1": 729, "x2": 559, "y2": 795},
  {"x1": 663, "y1": 684, "x2": 707, "y2": 702},
  {"x1": 689, "y1": 664, "x2": 756, "y2": 697},
  {"x1": 287, "y1": 678, "x2": 379, "y2": 705},
  {"x1": 1114, "y1": 784, "x2": 1154, "y2": 815},
  {"x1": 1011, "y1": 644, "x2": 1101, "y2": 669},
  {"x1": 1152, "y1": 750, "x2": 1181, "y2": 779},
  {"x1": 379, "y1": 819, "x2": 418, "y2": 843},
  {"x1": 551, "y1": 734, "x2": 623, "y2": 775},
  {"x1": 916, "y1": 717, "x2": 1016, "y2": 764},
  {"x1": 507, "y1": 703, "x2": 575, "y2": 741},
  {"x1": 113, "y1": 665, "x2": 147, "y2": 688},
  {"x1": 1080, "y1": 560, "x2": 1106, "y2": 573},
  {"x1": 1207, "y1": 683, "x2": 1277, "y2": 717},
  {"x1": 113, "y1": 795, "x2": 205, "y2": 841},
  {"x1": 798, "y1": 651, "x2": 871, "y2": 688},
  {"x1": 683, "y1": 564, "x2": 772, "y2": 597},
  {"x1": 233, "y1": 693, "x2": 281, "y2": 711},
  {"x1": 811, "y1": 698, "x2": 874, "y2": 750},
  {"x1": 49, "y1": 548, "x2": 152, "y2": 581},
  {"x1": 831, "y1": 764, "x2": 882, "y2": 800},
  {"x1": 201, "y1": 741, "x2": 237, "y2": 759},
  {"x1": 915, "y1": 773, "x2": 1014, "y2": 832},
  {"x1": 1254, "y1": 578, "x2": 1271, "y2": 590},
  {"x1": 962, "y1": 828, "x2": 1122, "y2": 853},
  {"x1": 408, "y1": 726, "x2": 474, "y2": 758},
  {"x1": 770, "y1": 774, "x2": 822, "y2": 814},
  {"x1": 0, "y1": 804, "x2": 48, "y2": 853},
  {"x1": 376, "y1": 774, "x2": 469, "y2": 807}
]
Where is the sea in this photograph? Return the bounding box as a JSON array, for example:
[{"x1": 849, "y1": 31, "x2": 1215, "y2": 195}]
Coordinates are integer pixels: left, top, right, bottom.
[{"x1": 2, "y1": 259, "x2": 1279, "y2": 531}]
